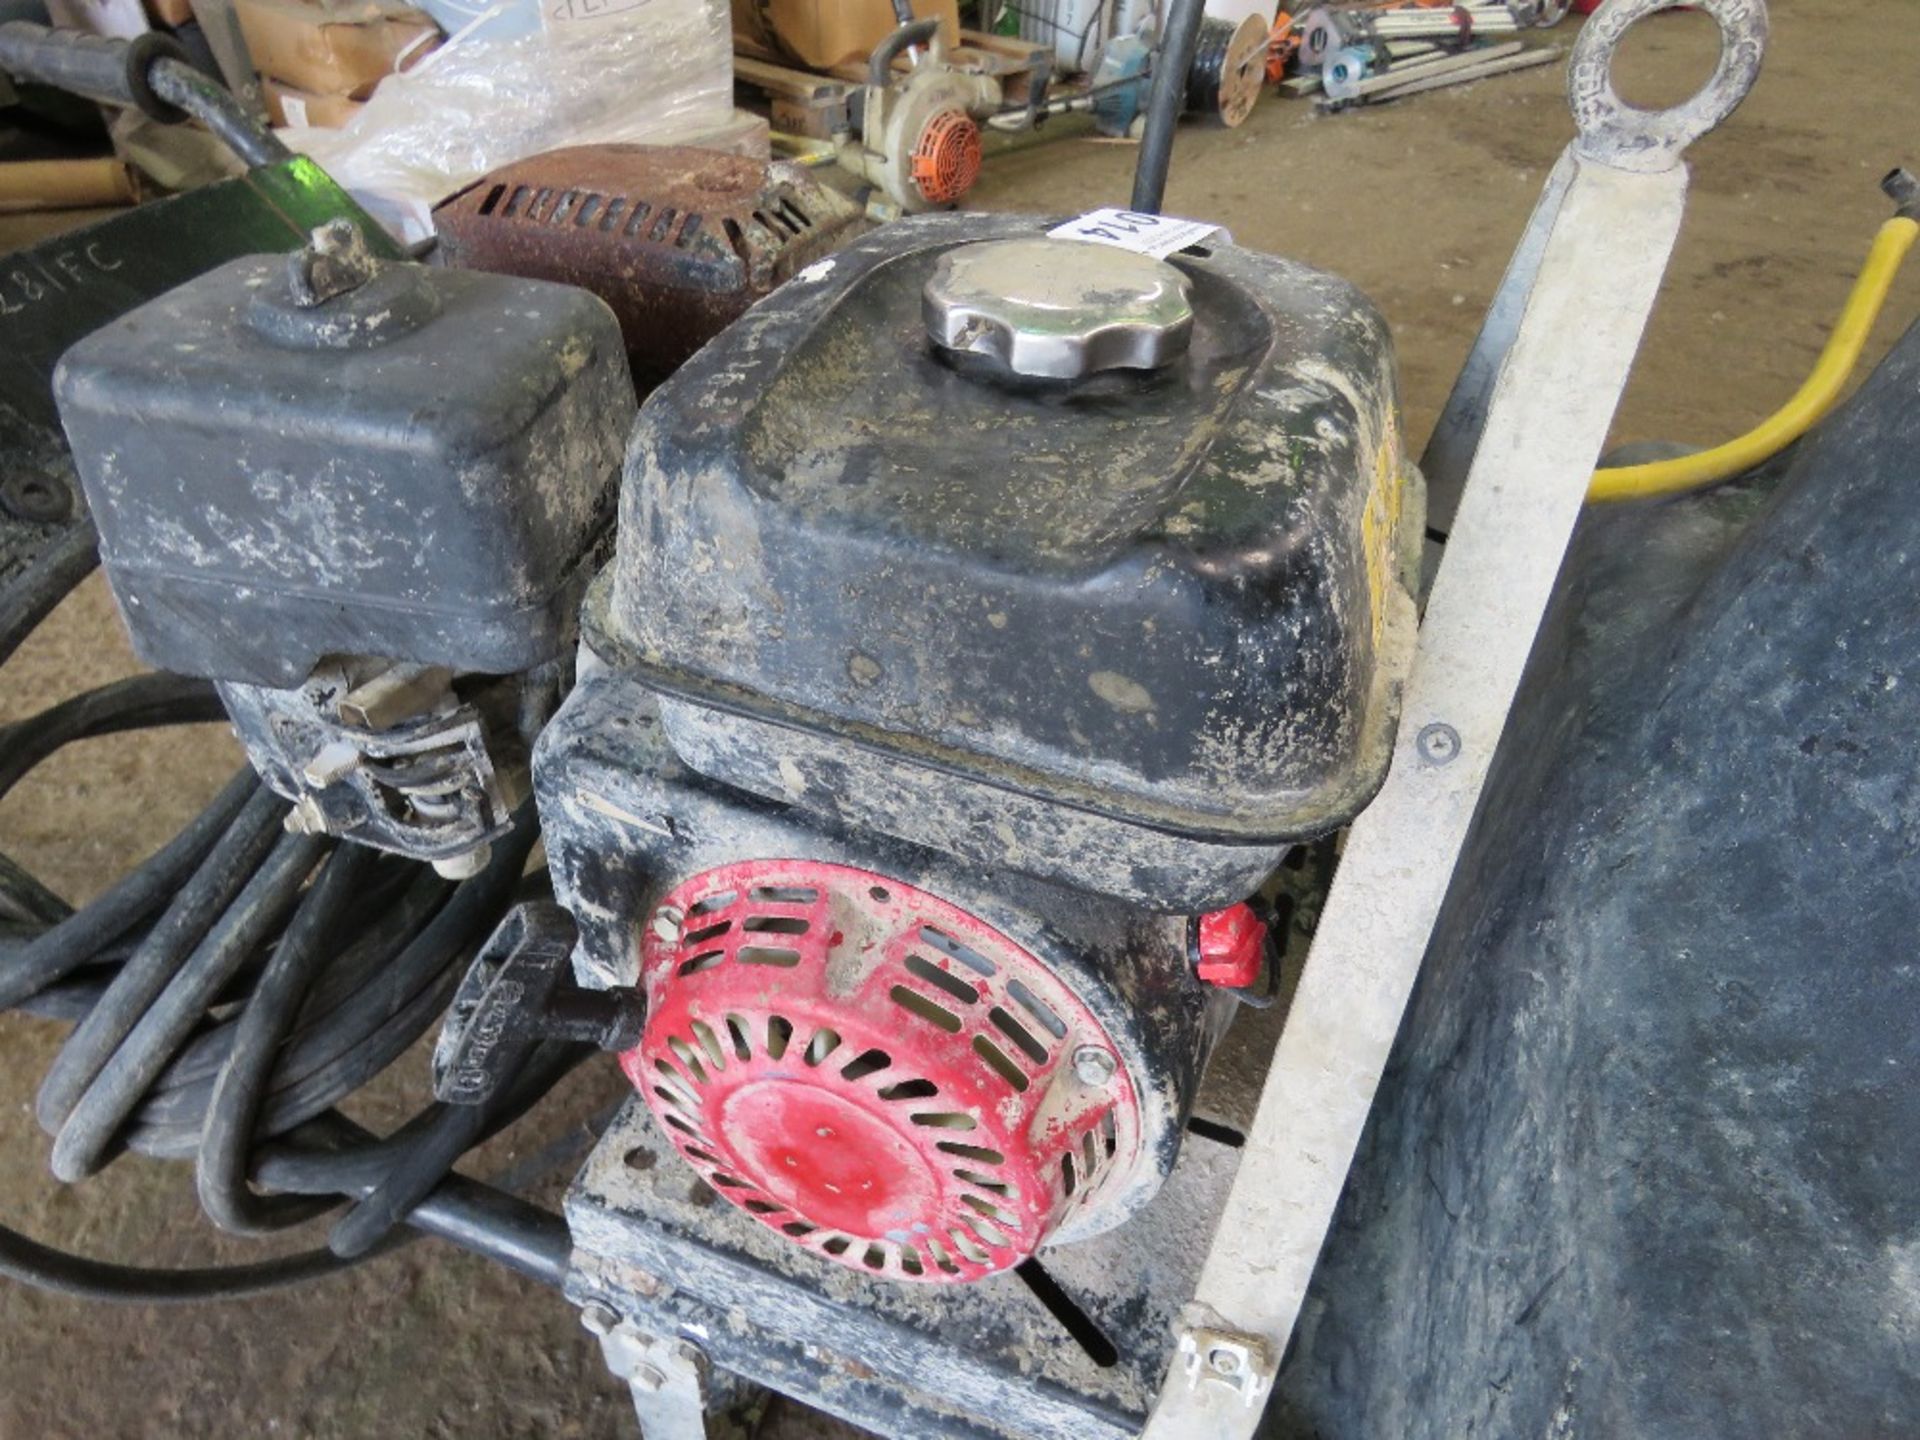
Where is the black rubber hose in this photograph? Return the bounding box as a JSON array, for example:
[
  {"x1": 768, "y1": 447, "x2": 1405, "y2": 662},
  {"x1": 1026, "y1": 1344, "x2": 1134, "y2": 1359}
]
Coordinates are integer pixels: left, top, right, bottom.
[
  {"x1": 326, "y1": 1041, "x2": 582, "y2": 1259},
  {"x1": 0, "y1": 850, "x2": 69, "y2": 927},
  {"x1": 125, "y1": 816, "x2": 533, "y2": 1158},
  {"x1": 0, "y1": 673, "x2": 224, "y2": 802},
  {"x1": 49, "y1": 829, "x2": 325, "y2": 1182},
  {"x1": 1130, "y1": 0, "x2": 1209, "y2": 214},
  {"x1": 34, "y1": 783, "x2": 288, "y2": 1138},
  {"x1": 0, "y1": 521, "x2": 97, "y2": 671},
  {"x1": 195, "y1": 844, "x2": 375, "y2": 1237},
  {"x1": 0, "y1": 768, "x2": 256, "y2": 1009},
  {"x1": 0, "y1": 1073, "x2": 582, "y2": 1303},
  {"x1": 401, "y1": 1177, "x2": 569, "y2": 1289},
  {"x1": 0, "y1": 623, "x2": 578, "y2": 1299},
  {"x1": 0, "y1": 1221, "x2": 370, "y2": 1304},
  {"x1": 0, "y1": 1041, "x2": 581, "y2": 1304},
  {"x1": 0, "y1": 23, "x2": 287, "y2": 168},
  {"x1": 129, "y1": 868, "x2": 446, "y2": 1110},
  {"x1": 253, "y1": 1043, "x2": 590, "y2": 1200},
  {"x1": 9, "y1": 968, "x2": 120, "y2": 1021},
  {"x1": 326, "y1": 1106, "x2": 499, "y2": 1259}
]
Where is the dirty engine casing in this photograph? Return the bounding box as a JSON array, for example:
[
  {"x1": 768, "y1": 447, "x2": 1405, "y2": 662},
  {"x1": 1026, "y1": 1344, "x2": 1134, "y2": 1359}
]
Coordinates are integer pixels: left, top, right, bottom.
[
  {"x1": 539, "y1": 213, "x2": 1422, "y2": 1283},
  {"x1": 55, "y1": 222, "x2": 633, "y2": 876}
]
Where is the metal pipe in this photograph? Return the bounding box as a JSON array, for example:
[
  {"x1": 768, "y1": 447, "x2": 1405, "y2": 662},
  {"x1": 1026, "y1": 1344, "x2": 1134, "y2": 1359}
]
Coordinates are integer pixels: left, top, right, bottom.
[
  {"x1": 1130, "y1": 0, "x2": 1208, "y2": 214},
  {"x1": 1341, "y1": 44, "x2": 1559, "y2": 104},
  {"x1": 149, "y1": 58, "x2": 289, "y2": 169},
  {"x1": 405, "y1": 1177, "x2": 572, "y2": 1289},
  {"x1": 0, "y1": 23, "x2": 286, "y2": 169},
  {"x1": 0, "y1": 21, "x2": 185, "y2": 119},
  {"x1": 868, "y1": 18, "x2": 939, "y2": 88},
  {"x1": 1328, "y1": 40, "x2": 1526, "y2": 103},
  {"x1": 1365, "y1": 11, "x2": 1519, "y2": 33}
]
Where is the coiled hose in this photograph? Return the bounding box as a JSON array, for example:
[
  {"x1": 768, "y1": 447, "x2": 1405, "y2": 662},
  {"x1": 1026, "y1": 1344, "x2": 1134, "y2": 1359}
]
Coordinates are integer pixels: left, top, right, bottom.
[{"x1": 0, "y1": 538, "x2": 581, "y2": 1301}]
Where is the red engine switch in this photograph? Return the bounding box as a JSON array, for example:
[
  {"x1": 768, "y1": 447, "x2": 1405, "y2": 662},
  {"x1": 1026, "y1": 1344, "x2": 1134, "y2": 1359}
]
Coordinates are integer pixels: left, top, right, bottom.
[{"x1": 1195, "y1": 903, "x2": 1268, "y2": 989}]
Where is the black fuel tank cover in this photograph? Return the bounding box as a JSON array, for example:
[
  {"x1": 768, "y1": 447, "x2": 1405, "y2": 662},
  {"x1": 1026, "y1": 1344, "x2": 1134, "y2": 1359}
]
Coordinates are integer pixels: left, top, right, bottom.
[{"x1": 605, "y1": 213, "x2": 1422, "y2": 846}]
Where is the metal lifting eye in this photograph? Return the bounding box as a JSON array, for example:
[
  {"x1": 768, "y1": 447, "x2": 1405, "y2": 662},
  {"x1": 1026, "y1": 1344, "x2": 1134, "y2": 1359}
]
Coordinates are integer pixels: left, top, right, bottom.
[{"x1": 1567, "y1": 0, "x2": 1769, "y2": 172}]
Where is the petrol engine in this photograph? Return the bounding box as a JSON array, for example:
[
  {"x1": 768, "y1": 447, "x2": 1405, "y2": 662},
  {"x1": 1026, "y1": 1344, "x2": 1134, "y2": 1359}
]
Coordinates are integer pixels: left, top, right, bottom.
[{"x1": 536, "y1": 213, "x2": 1422, "y2": 1281}]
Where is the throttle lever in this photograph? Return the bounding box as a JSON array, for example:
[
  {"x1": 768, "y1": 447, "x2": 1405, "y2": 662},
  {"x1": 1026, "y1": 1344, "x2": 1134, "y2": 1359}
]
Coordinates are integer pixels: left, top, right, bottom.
[{"x1": 432, "y1": 902, "x2": 643, "y2": 1107}]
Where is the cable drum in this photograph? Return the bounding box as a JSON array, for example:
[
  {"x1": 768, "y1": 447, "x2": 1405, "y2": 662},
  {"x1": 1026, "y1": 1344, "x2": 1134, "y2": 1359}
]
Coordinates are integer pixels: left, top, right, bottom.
[{"x1": 1185, "y1": 13, "x2": 1268, "y2": 127}]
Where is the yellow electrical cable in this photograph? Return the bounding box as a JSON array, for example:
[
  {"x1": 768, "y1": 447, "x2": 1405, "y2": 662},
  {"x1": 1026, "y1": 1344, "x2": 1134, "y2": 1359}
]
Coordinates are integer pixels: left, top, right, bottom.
[{"x1": 1587, "y1": 213, "x2": 1920, "y2": 504}]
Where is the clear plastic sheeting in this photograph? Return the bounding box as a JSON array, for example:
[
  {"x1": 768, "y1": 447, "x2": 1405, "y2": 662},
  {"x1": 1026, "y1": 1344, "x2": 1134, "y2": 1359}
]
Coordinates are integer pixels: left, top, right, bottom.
[{"x1": 288, "y1": 0, "x2": 733, "y2": 242}]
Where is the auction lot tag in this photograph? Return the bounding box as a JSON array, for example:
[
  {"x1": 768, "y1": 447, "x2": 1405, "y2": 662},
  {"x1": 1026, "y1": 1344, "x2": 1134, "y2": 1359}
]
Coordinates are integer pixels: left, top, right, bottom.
[{"x1": 1046, "y1": 208, "x2": 1226, "y2": 258}]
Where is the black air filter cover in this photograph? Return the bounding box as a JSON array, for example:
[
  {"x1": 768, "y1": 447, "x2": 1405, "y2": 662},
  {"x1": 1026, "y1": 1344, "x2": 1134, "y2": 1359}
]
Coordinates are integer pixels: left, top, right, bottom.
[
  {"x1": 55, "y1": 248, "x2": 632, "y2": 688},
  {"x1": 602, "y1": 213, "x2": 1419, "y2": 907}
]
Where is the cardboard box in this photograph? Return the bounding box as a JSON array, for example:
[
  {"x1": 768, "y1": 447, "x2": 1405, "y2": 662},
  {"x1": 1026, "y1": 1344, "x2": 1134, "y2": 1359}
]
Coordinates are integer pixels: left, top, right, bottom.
[
  {"x1": 144, "y1": 0, "x2": 194, "y2": 27},
  {"x1": 233, "y1": 0, "x2": 439, "y2": 99},
  {"x1": 261, "y1": 75, "x2": 366, "y2": 128},
  {"x1": 732, "y1": 0, "x2": 958, "y2": 72}
]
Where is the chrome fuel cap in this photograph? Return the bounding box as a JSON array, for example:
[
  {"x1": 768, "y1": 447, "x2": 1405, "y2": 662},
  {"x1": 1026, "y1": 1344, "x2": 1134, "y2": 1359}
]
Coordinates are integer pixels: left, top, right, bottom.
[{"x1": 922, "y1": 237, "x2": 1194, "y2": 380}]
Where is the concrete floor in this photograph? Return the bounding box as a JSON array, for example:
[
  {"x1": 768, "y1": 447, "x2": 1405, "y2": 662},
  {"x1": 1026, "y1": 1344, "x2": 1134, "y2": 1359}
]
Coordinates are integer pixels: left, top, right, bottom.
[{"x1": 0, "y1": 2, "x2": 1915, "y2": 1434}]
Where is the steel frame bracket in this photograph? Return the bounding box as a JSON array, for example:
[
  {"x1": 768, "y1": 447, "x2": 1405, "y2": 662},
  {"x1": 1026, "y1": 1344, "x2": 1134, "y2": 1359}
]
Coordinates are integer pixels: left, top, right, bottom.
[
  {"x1": 1173, "y1": 1305, "x2": 1277, "y2": 1409},
  {"x1": 581, "y1": 1300, "x2": 741, "y2": 1440},
  {"x1": 1141, "y1": 3, "x2": 1769, "y2": 1437}
]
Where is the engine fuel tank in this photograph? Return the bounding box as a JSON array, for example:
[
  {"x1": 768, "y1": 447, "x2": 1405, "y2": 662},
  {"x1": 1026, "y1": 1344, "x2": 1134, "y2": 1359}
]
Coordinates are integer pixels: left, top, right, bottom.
[{"x1": 595, "y1": 212, "x2": 1421, "y2": 910}]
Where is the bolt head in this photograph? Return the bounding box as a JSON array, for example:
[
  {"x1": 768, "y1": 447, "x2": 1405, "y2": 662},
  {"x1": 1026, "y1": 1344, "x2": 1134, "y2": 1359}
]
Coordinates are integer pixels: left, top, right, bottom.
[
  {"x1": 1072, "y1": 1045, "x2": 1117, "y2": 1086},
  {"x1": 283, "y1": 795, "x2": 328, "y2": 836},
  {"x1": 432, "y1": 844, "x2": 491, "y2": 882},
  {"x1": 301, "y1": 739, "x2": 362, "y2": 789},
  {"x1": 580, "y1": 1301, "x2": 618, "y2": 1337},
  {"x1": 1208, "y1": 1346, "x2": 1244, "y2": 1376},
  {"x1": 1883, "y1": 167, "x2": 1918, "y2": 209},
  {"x1": 1416, "y1": 721, "x2": 1462, "y2": 766},
  {"x1": 651, "y1": 905, "x2": 686, "y2": 944}
]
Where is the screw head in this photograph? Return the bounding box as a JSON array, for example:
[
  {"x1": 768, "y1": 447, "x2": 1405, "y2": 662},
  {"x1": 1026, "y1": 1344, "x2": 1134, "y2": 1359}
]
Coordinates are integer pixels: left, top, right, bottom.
[
  {"x1": 1073, "y1": 1045, "x2": 1117, "y2": 1086},
  {"x1": 1208, "y1": 1346, "x2": 1244, "y2": 1376},
  {"x1": 651, "y1": 905, "x2": 686, "y2": 944},
  {"x1": 1416, "y1": 722, "x2": 1461, "y2": 766}
]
